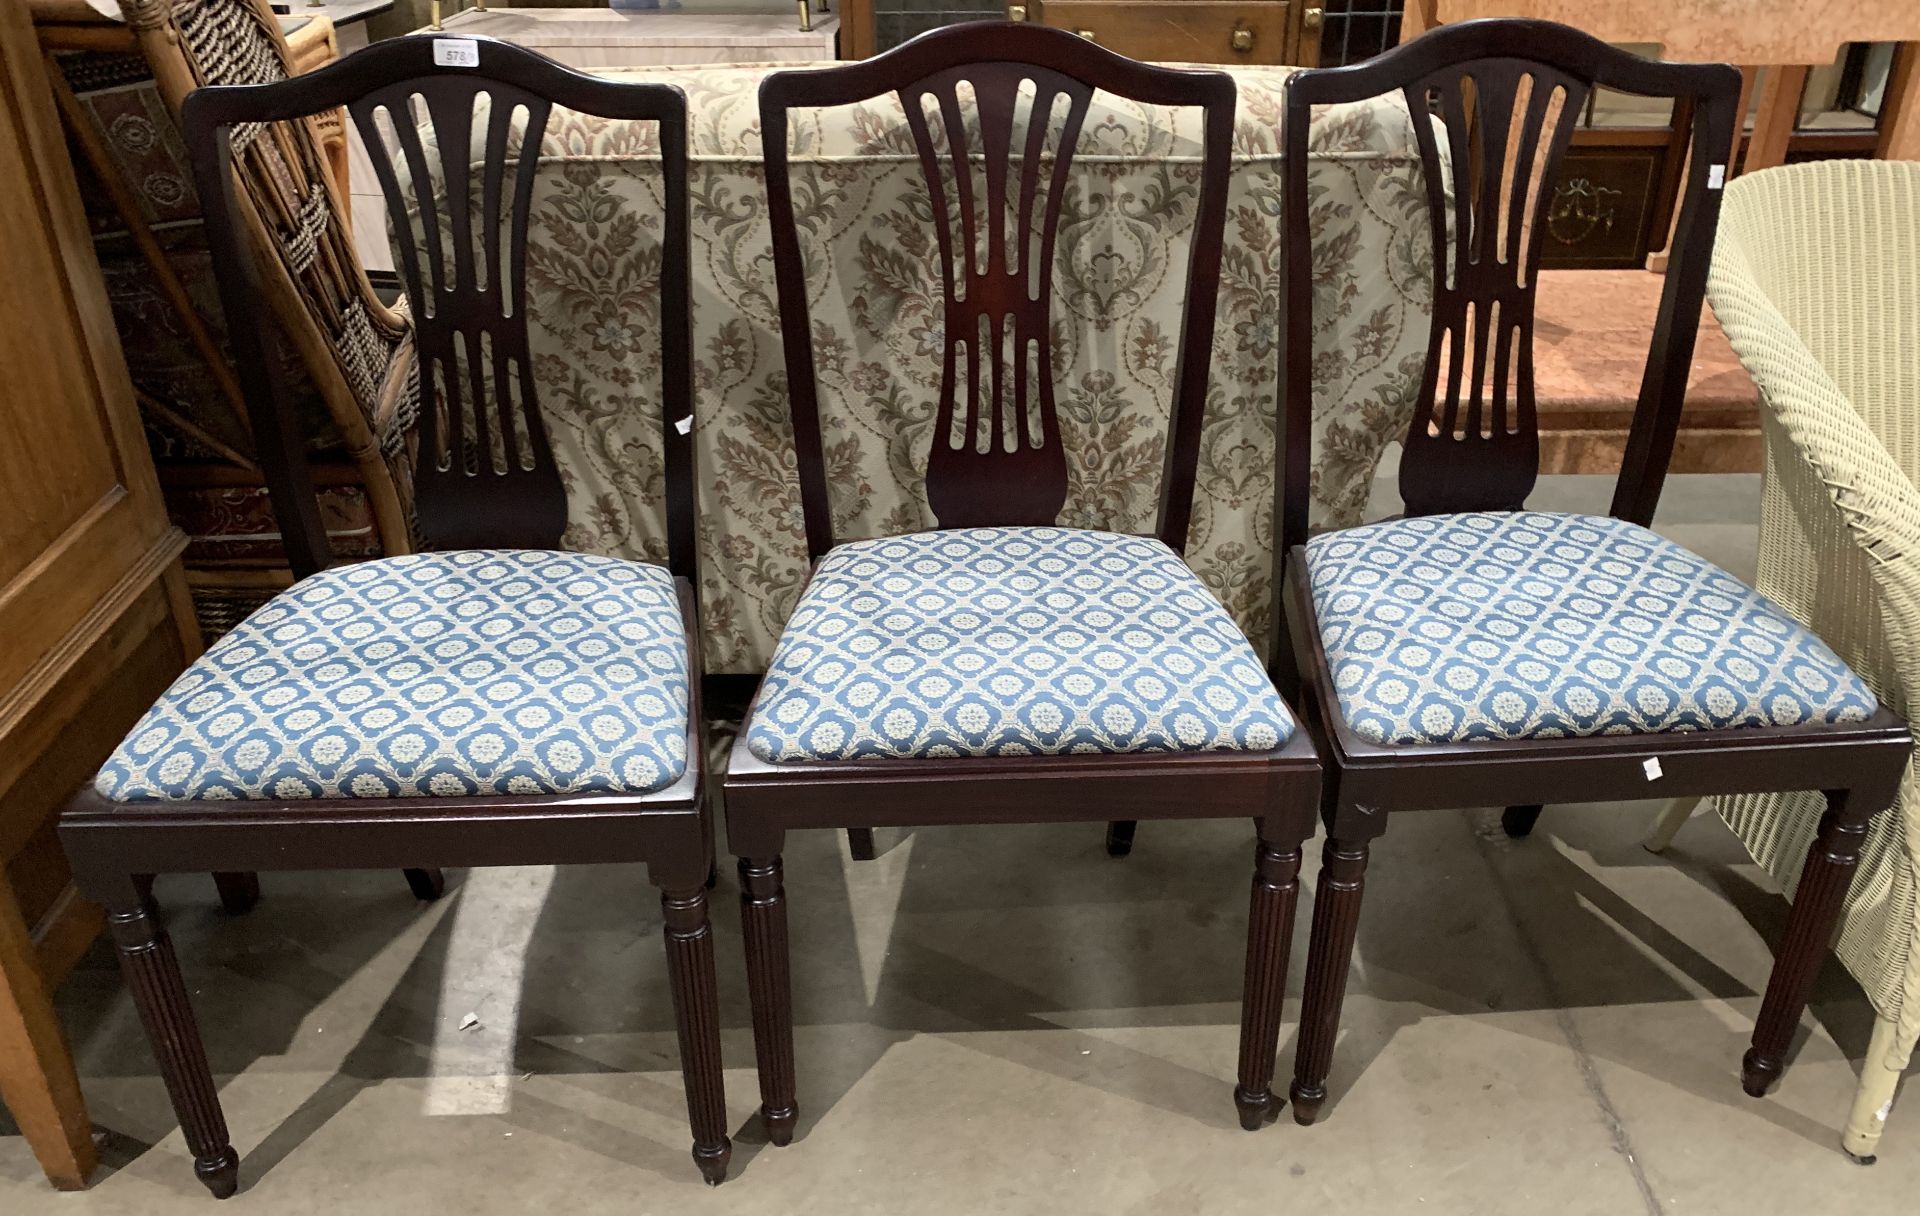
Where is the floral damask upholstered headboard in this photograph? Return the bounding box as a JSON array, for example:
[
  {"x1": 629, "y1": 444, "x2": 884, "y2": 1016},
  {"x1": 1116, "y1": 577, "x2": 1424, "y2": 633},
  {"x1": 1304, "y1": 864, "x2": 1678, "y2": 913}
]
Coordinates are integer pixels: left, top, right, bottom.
[{"x1": 464, "y1": 63, "x2": 1431, "y2": 672}]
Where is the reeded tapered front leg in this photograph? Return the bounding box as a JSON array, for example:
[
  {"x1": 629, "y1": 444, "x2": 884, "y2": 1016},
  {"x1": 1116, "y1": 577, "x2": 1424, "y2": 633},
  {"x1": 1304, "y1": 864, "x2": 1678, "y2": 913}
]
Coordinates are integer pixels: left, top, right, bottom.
[
  {"x1": 1289, "y1": 836, "x2": 1371, "y2": 1125},
  {"x1": 738, "y1": 856, "x2": 797, "y2": 1145},
  {"x1": 1744, "y1": 791, "x2": 1875, "y2": 1096},
  {"x1": 1236, "y1": 837, "x2": 1303, "y2": 1129},
  {"x1": 660, "y1": 887, "x2": 732, "y2": 1184},
  {"x1": 106, "y1": 891, "x2": 238, "y2": 1198}
]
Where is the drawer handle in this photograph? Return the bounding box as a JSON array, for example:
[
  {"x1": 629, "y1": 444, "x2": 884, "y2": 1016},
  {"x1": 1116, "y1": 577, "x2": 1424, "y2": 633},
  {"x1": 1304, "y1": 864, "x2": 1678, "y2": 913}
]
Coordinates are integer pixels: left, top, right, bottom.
[
  {"x1": 1006, "y1": 3, "x2": 1027, "y2": 19},
  {"x1": 1075, "y1": 28, "x2": 1097, "y2": 41},
  {"x1": 1230, "y1": 23, "x2": 1254, "y2": 52}
]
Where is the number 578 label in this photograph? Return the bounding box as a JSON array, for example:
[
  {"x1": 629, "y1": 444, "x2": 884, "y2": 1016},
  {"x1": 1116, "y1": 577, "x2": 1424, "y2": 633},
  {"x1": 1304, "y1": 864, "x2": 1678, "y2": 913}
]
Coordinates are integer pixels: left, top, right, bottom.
[{"x1": 433, "y1": 38, "x2": 480, "y2": 68}]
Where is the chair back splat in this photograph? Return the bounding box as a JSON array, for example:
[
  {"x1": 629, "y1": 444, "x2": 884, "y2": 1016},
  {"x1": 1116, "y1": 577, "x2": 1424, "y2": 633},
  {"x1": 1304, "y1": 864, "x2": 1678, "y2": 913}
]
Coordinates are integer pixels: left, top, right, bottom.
[
  {"x1": 760, "y1": 23, "x2": 1236, "y2": 558},
  {"x1": 183, "y1": 36, "x2": 695, "y2": 578},
  {"x1": 1277, "y1": 20, "x2": 1741, "y2": 554}
]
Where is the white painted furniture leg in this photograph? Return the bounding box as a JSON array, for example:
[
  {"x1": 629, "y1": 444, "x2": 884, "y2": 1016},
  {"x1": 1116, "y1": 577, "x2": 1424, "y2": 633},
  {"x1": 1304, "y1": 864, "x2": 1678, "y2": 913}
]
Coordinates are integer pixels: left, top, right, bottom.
[
  {"x1": 1643, "y1": 797, "x2": 1702, "y2": 853},
  {"x1": 1843, "y1": 1013, "x2": 1912, "y2": 1164}
]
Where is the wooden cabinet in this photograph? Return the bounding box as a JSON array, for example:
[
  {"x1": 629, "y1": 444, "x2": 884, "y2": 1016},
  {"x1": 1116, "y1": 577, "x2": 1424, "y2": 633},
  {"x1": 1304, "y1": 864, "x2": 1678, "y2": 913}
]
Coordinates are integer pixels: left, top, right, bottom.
[
  {"x1": 1539, "y1": 129, "x2": 1689, "y2": 270},
  {"x1": 1024, "y1": 1, "x2": 1314, "y2": 65},
  {"x1": 841, "y1": 0, "x2": 1326, "y2": 64},
  {"x1": 0, "y1": 0, "x2": 198, "y2": 1191}
]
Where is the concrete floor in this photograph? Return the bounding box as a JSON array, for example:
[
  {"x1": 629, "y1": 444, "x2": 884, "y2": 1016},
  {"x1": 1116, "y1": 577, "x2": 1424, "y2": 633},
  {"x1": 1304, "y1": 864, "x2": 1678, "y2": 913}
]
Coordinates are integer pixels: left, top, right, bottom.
[{"x1": 4, "y1": 475, "x2": 1914, "y2": 1213}]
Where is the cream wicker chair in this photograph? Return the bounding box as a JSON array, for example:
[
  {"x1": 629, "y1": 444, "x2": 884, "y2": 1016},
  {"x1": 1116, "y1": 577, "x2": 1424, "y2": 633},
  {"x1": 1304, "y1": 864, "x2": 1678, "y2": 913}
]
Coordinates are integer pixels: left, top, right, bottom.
[{"x1": 1662, "y1": 159, "x2": 1920, "y2": 1163}]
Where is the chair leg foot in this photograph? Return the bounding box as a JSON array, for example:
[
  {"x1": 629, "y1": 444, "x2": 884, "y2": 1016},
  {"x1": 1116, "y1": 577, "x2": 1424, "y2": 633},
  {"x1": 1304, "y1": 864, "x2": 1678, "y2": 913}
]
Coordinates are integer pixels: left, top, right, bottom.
[
  {"x1": 1105, "y1": 820, "x2": 1137, "y2": 857},
  {"x1": 195, "y1": 1147, "x2": 240, "y2": 1199},
  {"x1": 693, "y1": 1141, "x2": 733, "y2": 1185},
  {"x1": 211, "y1": 873, "x2": 259, "y2": 916},
  {"x1": 762, "y1": 1103, "x2": 798, "y2": 1147},
  {"x1": 845, "y1": 829, "x2": 876, "y2": 861},
  {"x1": 739, "y1": 856, "x2": 798, "y2": 1147},
  {"x1": 1746, "y1": 791, "x2": 1874, "y2": 1100},
  {"x1": 1288, "y1": 1082, "x2": 1327, "y2": 1126},
  {"x1": 1234, "y1": 1086, "x2": 1280, "y2": 1130},
  {"x1": 404, "y1": 868, "x2": 445, "y2": 901},
  {"x1": 1501, "y1": 805, "x2": 1544, "y2": 838},
  {"x1": 1740, "y1": 1048, "x2": 1781, "y2": 1097},
  {"x1": 1841, "y1": 1013, "x2": 1906, "y2": 1164}
]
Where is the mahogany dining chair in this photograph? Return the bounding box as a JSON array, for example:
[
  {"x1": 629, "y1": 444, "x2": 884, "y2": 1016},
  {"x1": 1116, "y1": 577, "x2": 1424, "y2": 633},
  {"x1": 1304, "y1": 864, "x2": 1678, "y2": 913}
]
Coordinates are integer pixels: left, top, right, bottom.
[
  {"x1": 1272, "y1": 19, "x2": 1910, "y2": 1129},
  {"x1": 725, "y1": 21, "x2": 1322, "y2": 1148},
  {"x1": 58, "y1": 36, "x2": 730, "y2": 1194}
]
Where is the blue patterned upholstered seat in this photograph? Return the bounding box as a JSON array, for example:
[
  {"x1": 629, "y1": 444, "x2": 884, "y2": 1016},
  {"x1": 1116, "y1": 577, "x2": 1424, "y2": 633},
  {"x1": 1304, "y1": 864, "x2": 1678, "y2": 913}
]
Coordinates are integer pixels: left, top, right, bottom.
[
  {"x1": 1305, "y1": 512, "x2": 1877, "y2": 746},
  {"x1": 95, "y1": 551, "x2": 690, "y2": 800},
  {"x1": 746, "y1": 527, "x2": 1295, "y2": 762}
]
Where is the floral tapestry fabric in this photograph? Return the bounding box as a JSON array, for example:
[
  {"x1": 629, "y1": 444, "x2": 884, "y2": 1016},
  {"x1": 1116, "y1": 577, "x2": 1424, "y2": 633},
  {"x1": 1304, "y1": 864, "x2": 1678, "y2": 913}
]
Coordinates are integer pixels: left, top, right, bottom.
[
  {"x1": 746, "y1": 526, "x2": 1296, "y2": 762},
  {"x1": 1305, "y1": 512, "x2": 1878, "y2": 746},
  {"x1": 471, "y1": 64, "x2": 1433, "y2": 672}
]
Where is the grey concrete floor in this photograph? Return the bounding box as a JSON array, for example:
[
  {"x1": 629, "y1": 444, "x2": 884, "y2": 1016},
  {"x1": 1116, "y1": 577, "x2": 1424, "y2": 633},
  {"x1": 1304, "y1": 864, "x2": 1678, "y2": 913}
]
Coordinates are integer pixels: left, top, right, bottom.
[{"x1": 4, "y1": 475, "x2": 1913, "y2": 1213}]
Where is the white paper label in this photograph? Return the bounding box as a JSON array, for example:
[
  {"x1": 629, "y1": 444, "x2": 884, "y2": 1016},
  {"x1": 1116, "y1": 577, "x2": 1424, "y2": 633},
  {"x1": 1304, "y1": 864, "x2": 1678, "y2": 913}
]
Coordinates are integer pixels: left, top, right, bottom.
[
  {"x1": 1706, "y1": 164, "x2": 1726, "y2": 190},
  {"x1": 674, "y1": 414, "x2": 694, "y2": 436},
  {"x1": 433, "y1": 38, "x2": 480, "y2": 68},
  {"x1": 1643, "y1": 757, "x2": 1663, "y2": 781}
]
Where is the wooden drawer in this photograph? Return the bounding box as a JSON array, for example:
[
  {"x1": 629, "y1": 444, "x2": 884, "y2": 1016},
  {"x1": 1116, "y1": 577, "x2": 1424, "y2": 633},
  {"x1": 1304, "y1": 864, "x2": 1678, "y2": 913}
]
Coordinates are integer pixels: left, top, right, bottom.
[{"x1": 1029, "y1": 1, "x2": 1297, "y2": 65}]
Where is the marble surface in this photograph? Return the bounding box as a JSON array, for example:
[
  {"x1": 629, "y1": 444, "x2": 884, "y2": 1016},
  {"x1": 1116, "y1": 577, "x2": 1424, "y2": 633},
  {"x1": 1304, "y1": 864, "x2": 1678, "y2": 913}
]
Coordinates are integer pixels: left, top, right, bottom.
[
  {"x1": 438, "y1": 8, "x2": 839, "y2": 48},
  {"x1": 1423, "y1": 0, "x2": 1920, "y2": 64},
  {"x1": 1528, "y1": 270, "x2": 1761, "y2": 475},
  {"x1": 1534, "y1": 270, "x2": 1756, "y2": 412}
]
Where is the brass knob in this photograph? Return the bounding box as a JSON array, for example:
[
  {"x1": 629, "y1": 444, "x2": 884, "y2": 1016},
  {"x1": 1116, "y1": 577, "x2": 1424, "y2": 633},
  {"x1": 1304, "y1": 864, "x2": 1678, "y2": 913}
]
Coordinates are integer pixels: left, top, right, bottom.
[
  {"x1": 1006, "y1": 3, "x2": 1027, "y2": 19},
  {"x1": 1303, "y1": 5, "x2": 1323, "y2": 28},
  {"x1": 1230, "y1": 23, "x2": 1254, "y2": 52},
  {"x1": 1074, "y1": 28, "x2": 1097, "y2": 40}
]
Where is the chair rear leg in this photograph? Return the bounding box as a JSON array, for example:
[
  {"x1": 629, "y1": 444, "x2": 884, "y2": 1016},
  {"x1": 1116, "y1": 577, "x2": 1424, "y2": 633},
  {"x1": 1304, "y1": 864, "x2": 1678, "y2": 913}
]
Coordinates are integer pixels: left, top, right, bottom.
[
  {"x1": 1744, "y1": 788, "x2": 1877, "y2": 1097},
  {"x1": 1235, "y1": 834, "x2": 1304, "y2": 1129},
  {"x1": 844, "y1": 828, "x2": 876, "y2": 861},
  {"x1": 1290, "y1": 832, "x2": 1374, "y2": 1125},
  {"x1": 105, "y1": 883, "x2": 238, "y2": 1199},
  {"x1": 1642, "y1": 796, "x2": 1701, "y2": 854},
  {"x1": 1501, "y1": 805, "x2": 1544, "y2": 838},
  {"x1": 1105, "y1": 820, "x2": 1137, "y2": 857},
  {"x1": 211, "y1": 872, "x2": 259, "y2": 915},
  {"x1": 660, "y1": 886, "x2": 732, "y2": 1184},
  {"x1": 403, "y1": 868, "x2": 445, "y2": 901},
  {"x1": 738, "y1": 856, "x2": 798, "y2": 1144}
]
